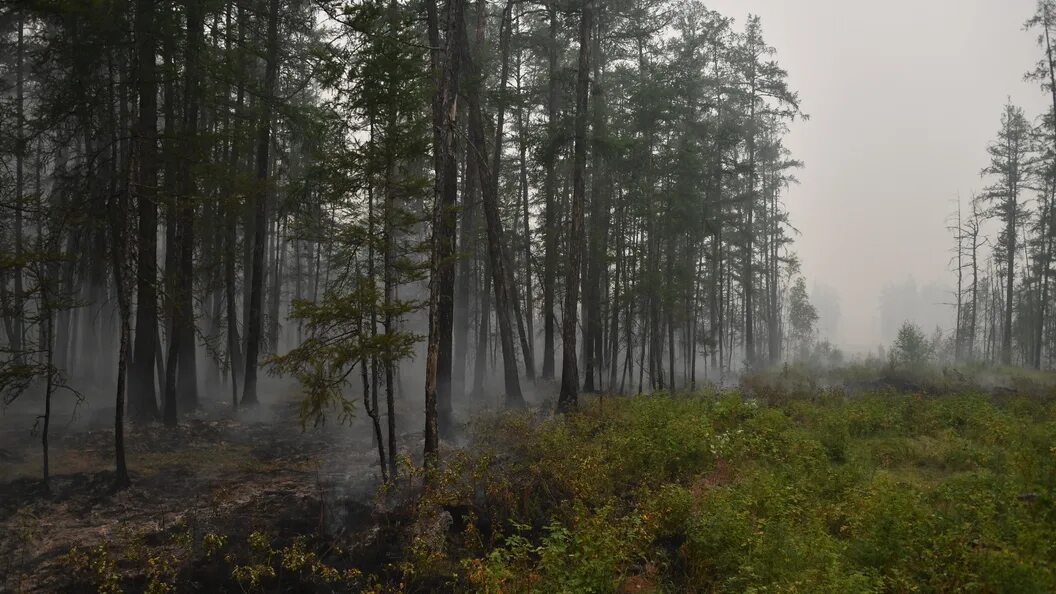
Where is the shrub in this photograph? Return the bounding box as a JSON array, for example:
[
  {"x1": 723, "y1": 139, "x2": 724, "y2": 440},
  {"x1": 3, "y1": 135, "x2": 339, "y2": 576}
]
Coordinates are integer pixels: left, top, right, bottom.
[{"x1": 891, "y1": 321, "x2": 933, "y2": 367}]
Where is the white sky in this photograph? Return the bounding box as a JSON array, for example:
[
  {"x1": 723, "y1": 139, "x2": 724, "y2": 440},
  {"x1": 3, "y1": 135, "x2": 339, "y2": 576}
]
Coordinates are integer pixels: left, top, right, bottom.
[{"x1": 704, "y1": 0, "x2": 1050, "y2": 350}]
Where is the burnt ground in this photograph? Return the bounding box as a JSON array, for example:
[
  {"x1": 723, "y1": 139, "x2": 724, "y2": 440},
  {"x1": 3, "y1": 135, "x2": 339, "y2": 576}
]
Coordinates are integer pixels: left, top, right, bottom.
[{"x1": 0, "y1": 393, "x2": 414, "y2": 593}]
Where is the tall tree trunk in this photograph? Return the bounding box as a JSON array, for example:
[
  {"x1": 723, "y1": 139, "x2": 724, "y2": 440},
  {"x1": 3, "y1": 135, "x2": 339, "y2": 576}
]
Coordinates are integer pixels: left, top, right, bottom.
[
  {"x1": 357, "y1": 258, "x2": 388, "y2": 482},
  {"x1": 161, "y1": 15, "x2": 180, "y2": 427},
  {"x1": 491, "y1": 0, "x2": 535, "y2": 383},
  {"x1": 467, "y1": 0, "x2": 524, "y2": 407},
  {"x1": 969, "y1": 208, "x2": 979, "y2": 359},
  {"x1": 424, "y1": 0, "x2": 466, "y2": 460},
  {"x1": 767, "y1": 185, "x2": 781, "y2": 364},
  {"x1": 955, "y1": 199, "x2": 965, "y2": 361},
  {"x1": 13, "y1": 12, "x2": 25, "y2": 364},
  {"x1": 583, "y1": 7, "x2": 607, "y2": 393},
  {"x1": 453, "y1": 5, "x2": 483, "y2": 403},
  {"x1": 515, "y1": 37, "x2": 535, "y2": 381},
  {"x1": 558, "y1": 0, "x2": 593, "y2": 411},
  {"x1": 36, "y1": 146, "x2": 53, "y2": 490},
  {"x1": 41, "y1": 290, "x2": 53, "y2": 492},
  {"x1": 383, "y1": 159, "x2": 398, "y2": 476},
  {"x1": 1003, "y1": 195, "x2": 1017, "y2": 365},
  {"x1": 172, "y1": 0, "x2": 203, "y2": 411},
  {"x1": 130, "y1": 0, "x2": 160, "y2": 420},
  {"x1": 608, "y1": 192, "x2": 623, "y2": 388},
  {"x1": 110, "y1": 146, "x2": 133, "y2": 491},
  {"x1": 744, "y1": 115, "x2": 757, "y2": 369},
  {"x1": 366, "y1": 175, "x2": 388, "y2": 481},
  {"x1": 224, "y1": 1, "x2": 246, "y2": 409},
  {"x1": 540, "y1": 2, "x2": 559, "y2": 380},
  {"x1": 268, "y1": 217, "x2": 283, "y2": 351},
  {"x1": 473, "y1": 256, "x2": 491, "y2": 400},
  {"x1": 453, "y1": 173, "x2": 477, "y2": 401},
  {"x1": 243, "y1": 0, "x2": 281, "y2": 406},
  {"x1": 1037, "y1": 8, "x2": 1056, "y2": 368}
]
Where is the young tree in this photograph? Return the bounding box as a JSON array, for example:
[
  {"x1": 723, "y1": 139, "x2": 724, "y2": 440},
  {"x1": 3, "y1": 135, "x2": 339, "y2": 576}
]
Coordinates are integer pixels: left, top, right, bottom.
[
  {"x1": 787, "y1": 276, "x2": 817, "y2": 360},
  {"x1": 891, "y1": 321, "x2": 932, "y2": 367}
]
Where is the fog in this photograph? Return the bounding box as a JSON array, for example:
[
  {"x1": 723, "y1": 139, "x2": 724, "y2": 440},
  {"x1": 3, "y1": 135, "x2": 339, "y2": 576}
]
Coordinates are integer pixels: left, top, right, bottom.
[
  {"x1": 708, "y1": 0, "x2": 1050, "y2": 352},
  {"x1": 10, "y1": 0, "x2": 1056, "y2": 589}
]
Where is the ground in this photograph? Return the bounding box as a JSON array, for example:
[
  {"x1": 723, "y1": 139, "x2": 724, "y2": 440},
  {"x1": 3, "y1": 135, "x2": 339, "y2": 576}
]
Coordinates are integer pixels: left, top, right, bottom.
[
  {"x1": 3, "y1": 365, "x2": 1056, "y2": 593},
  {"x1": 0, "y1": 395, "x2": 392, "y2": 593}
]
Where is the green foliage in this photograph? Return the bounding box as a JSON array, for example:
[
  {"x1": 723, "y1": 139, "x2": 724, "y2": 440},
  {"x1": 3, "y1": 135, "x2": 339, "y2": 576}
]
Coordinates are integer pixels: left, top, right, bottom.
[
  {"x1": 50, "y1": 385, "x2": 1056, "y2": 592},
  {"x1": 63, "y1": 545, "x2": 123, "y2": 594},
  {"x1": 892, "y1": 321, "x2": 933, "y2": 367},
  {"x1": 788, "y1": 276, "x2": 819, "y2": 359},
  {"x1": 62, "y1": 531, "x2": 183, "y2": 594},
  {"x1": 269, "y1": 278, "x2": 420, "y2": 428},
  {"x1": 61, "y1": 526, "x2": 365, "y2": 593},
  {"x1": 416, "y1": 390, "x2": 1056, "y2": 592},
  {"x1": 227, "y1": 532, "x2": 355, "y2": 591}
]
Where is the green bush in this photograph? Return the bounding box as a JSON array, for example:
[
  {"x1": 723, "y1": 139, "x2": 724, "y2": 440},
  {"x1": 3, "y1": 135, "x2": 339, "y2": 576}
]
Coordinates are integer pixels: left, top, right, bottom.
[{"x1": 420, "y1": 390, "x2": 1056, "y2": 592}]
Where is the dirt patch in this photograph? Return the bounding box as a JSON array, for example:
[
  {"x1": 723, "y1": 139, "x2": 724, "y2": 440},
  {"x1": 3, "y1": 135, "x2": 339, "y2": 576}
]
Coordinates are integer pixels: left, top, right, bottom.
[{"x1": 0, "y1": 401, "x2": 397, "y2": 593}]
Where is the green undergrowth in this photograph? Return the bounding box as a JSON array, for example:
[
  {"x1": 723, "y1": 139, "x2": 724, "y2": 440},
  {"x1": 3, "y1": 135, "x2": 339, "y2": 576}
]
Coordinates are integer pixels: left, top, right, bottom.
[
  {"x1": 57, "y1": 388, "x2": 1056, "y2": 593},
  {"x1": 741, "y1": 360, "x2": 1056, "y2": 401},
  {"x1": 418, "y1": 390, "x2": 1056, "y2": 593}
]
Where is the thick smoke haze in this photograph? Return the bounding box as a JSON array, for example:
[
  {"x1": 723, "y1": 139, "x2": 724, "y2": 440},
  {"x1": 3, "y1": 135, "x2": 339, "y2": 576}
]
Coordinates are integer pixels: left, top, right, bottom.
[
  {"x1": 708, "y1": 0, "x2": 1050, "y2": 352},
  {"x1": 11, "y1": 0, "x2": 1056, "y2": 589}
]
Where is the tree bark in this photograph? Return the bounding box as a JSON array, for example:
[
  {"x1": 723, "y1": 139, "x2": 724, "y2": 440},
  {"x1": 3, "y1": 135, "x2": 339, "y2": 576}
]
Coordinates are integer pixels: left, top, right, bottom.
[
  {"x1": 13, "y1": 11, "x2": 25, "y2": 365},
  {"x1": 583, "y1": 7, "x2": 607, "y2": 392},
  {"x1": 466, "y1": 0, "x2": 524, "y2": 407},
  {"x1": 110, "y1": 146, "x2": 133, "y2": 491},
  {"x1": 424, "y1": 0, "x2": 466, "y2": 460},
  {"x1": 243, "y1": 0, "x2": 281, "y2": 406},
  {"x1": 129, "y1": 0, "x2": 160, "y2": 420},
  {"x1": 541, "y1": 2, "x2": 559, "y2": 380},
  {"x1": 172, "y1": 0, "x2": 203, "y2": 411},
  {"x1": 558, "y1": 0, "x2": 592, "y2": 411}
]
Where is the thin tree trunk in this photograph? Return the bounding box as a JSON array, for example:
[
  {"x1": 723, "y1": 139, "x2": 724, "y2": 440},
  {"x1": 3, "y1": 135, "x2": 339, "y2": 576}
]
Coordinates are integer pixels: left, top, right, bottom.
[
  {"x1": 492, "y1": 1, "x2": 535, "y2": 382},
  {"x1": 467, "y1": 0, "x2": 524, "y2": 407},
  {"x1": 357, "y1": 266, "x2": 388, "y2": 481},
  {"x1": 515, "y1": 31, "x2": 535, "y2": 383},
  {"x1": 110, "y1": 150, "x2": 133, "y2": 491},
  {"x1": 224, "y1": 3, "x2": 246, "y2": 408},
  {"x1": 541, "y1": 2, "x2": 559, "y2": 380},
  {"x1": 473, "y1": 257, "x2": 491, "y2": 400},
  {"x1": 13, "y1": 11, "x2": 25, "y2": 364}
]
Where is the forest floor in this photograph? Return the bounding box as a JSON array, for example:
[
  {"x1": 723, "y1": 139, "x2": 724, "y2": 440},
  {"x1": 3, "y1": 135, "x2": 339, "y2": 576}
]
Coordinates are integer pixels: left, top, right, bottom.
[
  {"x1": 3, "y1": 364, "x2": 1056, "y2": 592},
  {"x1": 0, "y1": 392, "x2": 400, "y2": 593}
]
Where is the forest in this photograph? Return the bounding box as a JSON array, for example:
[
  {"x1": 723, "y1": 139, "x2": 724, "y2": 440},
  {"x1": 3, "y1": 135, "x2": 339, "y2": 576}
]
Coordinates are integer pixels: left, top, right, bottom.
[{"x1": 3, "y1": 0, "x2": 1056, "y2": 591}]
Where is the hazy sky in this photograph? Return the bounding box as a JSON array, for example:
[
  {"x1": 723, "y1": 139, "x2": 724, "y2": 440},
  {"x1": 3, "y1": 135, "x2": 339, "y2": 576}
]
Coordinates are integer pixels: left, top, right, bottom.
[{"x1": 705, "y1": 0, "x2": 1050, "y2": 350}]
